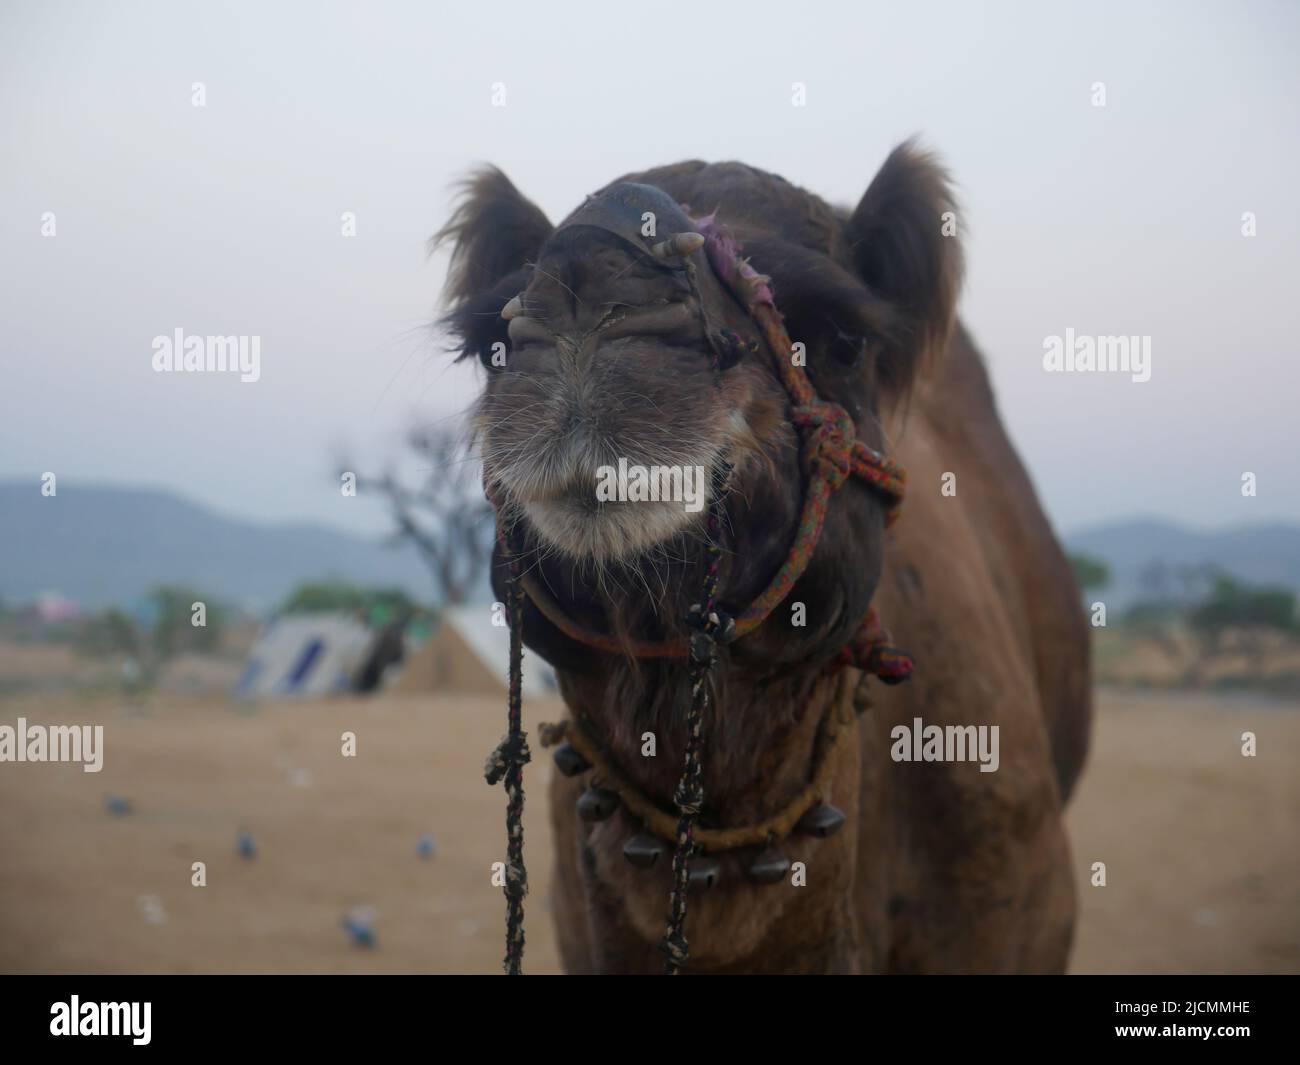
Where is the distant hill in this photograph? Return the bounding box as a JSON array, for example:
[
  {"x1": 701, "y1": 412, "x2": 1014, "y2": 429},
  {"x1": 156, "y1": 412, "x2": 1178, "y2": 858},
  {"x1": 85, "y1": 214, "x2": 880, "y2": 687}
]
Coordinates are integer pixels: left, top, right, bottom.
[
  {"x1": 0, "y1": 482, "x2": 438, "y2": 612},
  {"x1": 3, "y1": 484, "x2": 1295, "y2": 617},
  {"x1": 1065, "y1": 518, "x2": 1300, "y2": 607}
]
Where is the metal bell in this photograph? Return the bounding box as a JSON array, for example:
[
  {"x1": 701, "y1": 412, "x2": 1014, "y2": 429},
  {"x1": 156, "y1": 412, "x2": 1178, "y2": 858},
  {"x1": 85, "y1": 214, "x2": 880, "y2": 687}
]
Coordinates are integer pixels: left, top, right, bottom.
[
  {"x1": 688, "y1": 856, "x2": 721, "y2": 890},
  {"x1": 747, "y1": 845, "x2": 791, "y2": 884},
  {"x1": 796, "y1": 802, "x2": 846, "y2": 838},
  {"x1": 552, "y1": 742, "x2": 591, "y2": 778},
  {"x1": 623, "y1": 834, "x2": 667, "y2": 869},
  {"x1": 576, "y1": 786, "x2": 620, "y2": 822}
]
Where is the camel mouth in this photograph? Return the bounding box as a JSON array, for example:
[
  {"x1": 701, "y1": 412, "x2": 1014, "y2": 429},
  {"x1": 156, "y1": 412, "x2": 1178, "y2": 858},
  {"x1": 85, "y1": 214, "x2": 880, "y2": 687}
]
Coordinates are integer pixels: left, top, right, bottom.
[
  {"x1": 483, "y1": 409, "x2": 754, "y2": 563},
  {"x1": 498, "y1": 459, "x2": 719, "y2": 563},
  {"x1": 524, "y1": 500, "x2": 692, "y2": 562},
  {"x1": 519, "y1": 474, "x2": 714, "y2": 563}
]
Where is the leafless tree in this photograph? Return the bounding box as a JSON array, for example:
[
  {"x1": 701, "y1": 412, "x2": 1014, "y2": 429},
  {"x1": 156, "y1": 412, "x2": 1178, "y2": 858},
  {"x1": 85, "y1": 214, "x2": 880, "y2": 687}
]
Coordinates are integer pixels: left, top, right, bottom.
[{"x1": 355, "y1": 425, "x2": 493, "y2": 605}]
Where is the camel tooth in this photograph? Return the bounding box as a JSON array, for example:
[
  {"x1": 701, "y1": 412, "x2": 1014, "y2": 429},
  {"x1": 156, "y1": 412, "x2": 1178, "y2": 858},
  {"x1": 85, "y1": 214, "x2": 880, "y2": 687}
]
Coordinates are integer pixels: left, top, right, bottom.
[
  {"x1": 501, "y1": 294, "x2": 524, "y2": 319},
  {"x1": 622, "y1": 834, "x2": 667, "y2": 869},
  {"x1": 576, "y1": 786, "x2": 620, "y2": 822}
]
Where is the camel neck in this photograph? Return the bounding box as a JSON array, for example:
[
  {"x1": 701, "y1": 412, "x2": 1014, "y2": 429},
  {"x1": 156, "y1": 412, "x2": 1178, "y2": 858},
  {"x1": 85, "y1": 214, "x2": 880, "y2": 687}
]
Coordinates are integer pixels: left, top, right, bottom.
[{"x1": 560, "y1": 652, "x2": 848, "y2": 828}]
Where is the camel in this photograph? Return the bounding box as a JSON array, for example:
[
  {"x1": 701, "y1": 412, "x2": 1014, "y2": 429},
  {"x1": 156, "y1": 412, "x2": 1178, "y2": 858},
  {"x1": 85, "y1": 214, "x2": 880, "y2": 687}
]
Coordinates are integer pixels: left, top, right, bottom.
[{"x1": 436, "y1": 143, "x2": 1091, "y2": 974}]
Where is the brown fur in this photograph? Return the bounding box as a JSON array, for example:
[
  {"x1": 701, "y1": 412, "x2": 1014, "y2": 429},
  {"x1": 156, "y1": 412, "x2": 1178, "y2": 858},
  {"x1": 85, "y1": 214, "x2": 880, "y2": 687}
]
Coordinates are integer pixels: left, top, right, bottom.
[{"x1": 435, "y1": 145, "x2": 1090, "y2": 973}]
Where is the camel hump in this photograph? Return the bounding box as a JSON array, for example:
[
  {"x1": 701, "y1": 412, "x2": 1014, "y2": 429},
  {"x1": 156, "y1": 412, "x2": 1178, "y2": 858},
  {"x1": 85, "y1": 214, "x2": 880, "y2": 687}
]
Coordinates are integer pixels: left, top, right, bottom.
[{"x1": 922, "y1": 323, "x2": 1093, "y2": 800}]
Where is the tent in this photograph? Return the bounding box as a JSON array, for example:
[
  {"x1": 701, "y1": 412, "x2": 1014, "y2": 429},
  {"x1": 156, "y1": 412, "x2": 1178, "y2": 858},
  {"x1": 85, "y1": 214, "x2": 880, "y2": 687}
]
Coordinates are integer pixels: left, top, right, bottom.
[
  {"x1": 392, "y1": 605, "x2": 557, "y2": 699},
  {"x1": 235, "y1": 613, "x2": 376, "y2": 699}
]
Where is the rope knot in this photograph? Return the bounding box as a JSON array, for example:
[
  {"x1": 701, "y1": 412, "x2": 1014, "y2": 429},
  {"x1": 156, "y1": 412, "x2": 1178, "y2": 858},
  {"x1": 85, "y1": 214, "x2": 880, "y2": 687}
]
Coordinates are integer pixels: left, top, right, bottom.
[
  {"x1": 711, "y1": 328, "x2": 757, "y2": 372},
  {"x1": 840, "y1": 608, "x2": 915, "y2": 684},
  {"x1": 686, "y1": 603, "x2": 736, "y2": 659},
  {"x1": 484, "y1": 731, "x2": 532, "y2": 786},
  {"x1": 792, "y1": 400, "x2": 855, "y2": 491},
  {"x1": 673, "y1": 778, "x2": 704, "y2": 815},
  {"x1": 660, "y1": 930, "x2": 690, "y2": 969}
]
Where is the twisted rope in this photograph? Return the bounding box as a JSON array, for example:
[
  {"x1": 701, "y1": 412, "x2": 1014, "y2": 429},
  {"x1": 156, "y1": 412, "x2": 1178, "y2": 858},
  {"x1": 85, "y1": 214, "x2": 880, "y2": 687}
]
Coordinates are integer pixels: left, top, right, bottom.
[
  {"x1": 484, "y1": 533, "x2": 530, "y2": 974},
  {"x1": 539, "y1": 684, "x2": 854, "y2": 849},
  {"x1": 660, "y1": 502, "x2": 726, "y2": 974}
]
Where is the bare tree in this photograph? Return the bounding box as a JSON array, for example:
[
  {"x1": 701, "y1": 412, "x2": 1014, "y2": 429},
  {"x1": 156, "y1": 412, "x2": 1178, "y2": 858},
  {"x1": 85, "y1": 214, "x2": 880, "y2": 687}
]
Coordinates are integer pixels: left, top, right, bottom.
[{"x1": 354, "y1": 425, "x2": 494, "y2": 606}]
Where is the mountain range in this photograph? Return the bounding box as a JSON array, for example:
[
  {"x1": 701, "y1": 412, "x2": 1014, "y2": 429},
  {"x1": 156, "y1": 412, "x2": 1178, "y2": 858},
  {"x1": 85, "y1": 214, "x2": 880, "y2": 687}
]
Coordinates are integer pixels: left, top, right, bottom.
[
  {"x1": 1064, "y1": 518, "x2": 1300, "y2": 606},
  {"x1": 0, "y1": 482, "x2": 434, "y2": 613},
  {"x1": 1, "y1": 483, "x2": 1296, "y2": 614}
]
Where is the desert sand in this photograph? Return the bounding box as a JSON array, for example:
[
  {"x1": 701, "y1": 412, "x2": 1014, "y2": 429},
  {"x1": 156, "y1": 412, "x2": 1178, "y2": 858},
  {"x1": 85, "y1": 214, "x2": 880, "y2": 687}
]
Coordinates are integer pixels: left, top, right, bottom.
[{"x1": 0, "y1": 686, "x2": 1295, "y2": 974}]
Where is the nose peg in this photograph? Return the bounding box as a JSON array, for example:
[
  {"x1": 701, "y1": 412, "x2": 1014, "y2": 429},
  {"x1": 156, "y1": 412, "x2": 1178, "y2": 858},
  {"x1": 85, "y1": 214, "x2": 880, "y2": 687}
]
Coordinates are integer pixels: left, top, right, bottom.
[{"x1": 651, "y1": 232, "x2": 705, "y2": 259}]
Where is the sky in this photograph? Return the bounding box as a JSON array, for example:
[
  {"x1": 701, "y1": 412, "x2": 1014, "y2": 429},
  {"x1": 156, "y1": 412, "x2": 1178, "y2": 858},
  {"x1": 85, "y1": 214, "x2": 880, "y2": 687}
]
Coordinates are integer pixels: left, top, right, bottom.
[{"x1": 2, "y1": 0, "x2": 1298, "y2": 538}]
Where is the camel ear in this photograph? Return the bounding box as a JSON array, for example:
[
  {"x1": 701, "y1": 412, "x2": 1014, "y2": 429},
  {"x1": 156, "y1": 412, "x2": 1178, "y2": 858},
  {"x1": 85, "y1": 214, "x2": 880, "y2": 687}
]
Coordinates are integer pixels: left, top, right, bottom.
[
  {"x1": 431, "y1": 166, "x2": 552, "y2": 362},
  {"x1": 845, "y1": 141, "x2": 963, "y2": 396}
]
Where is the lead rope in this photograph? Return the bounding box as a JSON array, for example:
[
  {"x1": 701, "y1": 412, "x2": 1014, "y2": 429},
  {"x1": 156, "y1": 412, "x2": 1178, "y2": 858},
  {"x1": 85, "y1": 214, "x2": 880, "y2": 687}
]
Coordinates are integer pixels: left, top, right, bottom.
[
  {"x1": 485, "y1": 529, "x2": 529, "y2": 974},
  {"x1": 661, "y1": 497, "x2": 731, "y2": 973}
]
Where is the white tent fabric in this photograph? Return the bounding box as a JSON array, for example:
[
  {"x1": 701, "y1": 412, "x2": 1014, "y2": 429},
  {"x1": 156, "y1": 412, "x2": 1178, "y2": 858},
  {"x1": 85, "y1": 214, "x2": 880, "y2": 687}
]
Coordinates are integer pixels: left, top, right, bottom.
[
  {"x1": 393, "y1": 605, "x2": 558, "y2": 699},
  {"x1": 235, "y1": 613, "x2": 374, "y2": 698}
]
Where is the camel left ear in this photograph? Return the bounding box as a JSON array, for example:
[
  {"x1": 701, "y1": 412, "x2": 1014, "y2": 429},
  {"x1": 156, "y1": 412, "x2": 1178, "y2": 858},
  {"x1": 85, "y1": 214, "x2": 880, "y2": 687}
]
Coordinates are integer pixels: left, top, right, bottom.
[
  {"x1": 430, "y1": 166, "x2": 553, "y2": 365},
  {"x1": 845, "y1": 140, "x2": 963, "y2": 397}
]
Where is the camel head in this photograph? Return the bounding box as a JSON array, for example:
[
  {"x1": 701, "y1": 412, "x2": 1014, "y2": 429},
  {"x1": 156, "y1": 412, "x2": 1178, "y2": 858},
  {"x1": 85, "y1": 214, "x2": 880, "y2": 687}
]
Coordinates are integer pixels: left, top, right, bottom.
[{"x1": 436, "y1": 149, "x2": 961, "y2": 664}]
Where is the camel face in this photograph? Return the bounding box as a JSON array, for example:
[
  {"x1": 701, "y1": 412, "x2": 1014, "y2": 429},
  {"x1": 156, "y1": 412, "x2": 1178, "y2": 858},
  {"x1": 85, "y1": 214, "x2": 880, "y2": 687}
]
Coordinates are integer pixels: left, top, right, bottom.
[
  {"x1": 478, "y1": 234, "x2": 733, "y2": 561},
  {"x1": 438, "y1": 157, "x2": 960, "y2": 584},
  {"x1": 474, "y1": 212, "x2": 781, "y2": 564}
]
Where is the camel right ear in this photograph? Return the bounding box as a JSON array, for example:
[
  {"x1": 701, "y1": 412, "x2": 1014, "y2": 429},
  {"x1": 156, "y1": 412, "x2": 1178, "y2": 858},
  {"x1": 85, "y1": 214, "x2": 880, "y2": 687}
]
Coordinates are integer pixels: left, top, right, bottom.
[
  {"x1": 431, "y1": 166, "x2": 552, "y2": 361},
  {"x1": 845, "y1": 141, "x2": 963, "y2": 397}
]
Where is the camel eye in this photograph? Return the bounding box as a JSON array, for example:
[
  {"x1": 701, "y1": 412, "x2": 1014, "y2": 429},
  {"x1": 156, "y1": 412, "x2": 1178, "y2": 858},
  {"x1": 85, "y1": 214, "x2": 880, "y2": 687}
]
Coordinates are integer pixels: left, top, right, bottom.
[{"x1": 829, "y1": 330, "x2": 872, "y2": 367}]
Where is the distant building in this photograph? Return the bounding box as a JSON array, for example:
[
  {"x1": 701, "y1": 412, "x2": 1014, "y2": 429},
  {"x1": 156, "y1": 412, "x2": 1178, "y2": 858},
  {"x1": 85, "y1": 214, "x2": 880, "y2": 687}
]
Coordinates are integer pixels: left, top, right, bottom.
[
  {"x1": 235, "y1": 613, "x2": 376, "y2": 699},
  {"x1": 391, "y1": 605, "x2": 557, "y2": 699},
  {"x1": 33, "y1": 592, "x2": 80, "y2": 624}
]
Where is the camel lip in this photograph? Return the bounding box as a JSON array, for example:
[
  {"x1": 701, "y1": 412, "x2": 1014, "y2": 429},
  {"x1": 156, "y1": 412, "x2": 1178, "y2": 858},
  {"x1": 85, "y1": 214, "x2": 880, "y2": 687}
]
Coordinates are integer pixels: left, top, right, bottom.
[
  {"x1": 522, "y1": 494, "x2": 707, "y2": 563},
  {"x1": 519, "y1": 493, "x2": 625, "y2": 514},
  {"x1": 497, "y1": 457, "x2": 720, "y2": 510},
  {"x1": 503, "y1": 477, "x2": 611, "y2": 508}
]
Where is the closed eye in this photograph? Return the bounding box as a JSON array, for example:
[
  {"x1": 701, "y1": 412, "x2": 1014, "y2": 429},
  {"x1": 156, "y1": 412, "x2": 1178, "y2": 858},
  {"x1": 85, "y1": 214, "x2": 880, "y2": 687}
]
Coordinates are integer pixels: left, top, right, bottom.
[{"x1": 598, "y1": 301, "x2": 700, "y2": 343}]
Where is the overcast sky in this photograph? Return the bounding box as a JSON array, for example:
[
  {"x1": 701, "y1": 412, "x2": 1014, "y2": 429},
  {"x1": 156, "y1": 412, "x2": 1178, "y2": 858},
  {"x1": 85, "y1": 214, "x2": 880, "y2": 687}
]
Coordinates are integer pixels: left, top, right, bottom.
[{"x1": 2, "y1": 0, "x2": 1297, "y2": 538}]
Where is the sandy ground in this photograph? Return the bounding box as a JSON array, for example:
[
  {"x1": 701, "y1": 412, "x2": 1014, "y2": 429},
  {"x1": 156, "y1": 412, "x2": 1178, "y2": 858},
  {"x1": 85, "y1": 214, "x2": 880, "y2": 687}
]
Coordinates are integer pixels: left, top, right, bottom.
[
  {"x1": 0, "y1": 687, "x2": 1295, "y2": 974},
  {"x1": 1066, "y1": 689, "x2": 1299, "y2": 973}
]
